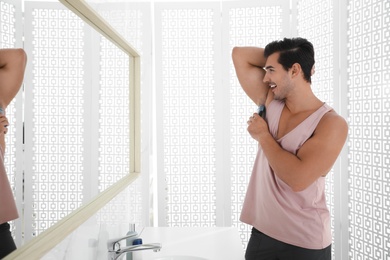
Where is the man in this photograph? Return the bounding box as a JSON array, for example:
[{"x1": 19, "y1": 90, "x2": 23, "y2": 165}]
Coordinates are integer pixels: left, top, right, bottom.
[
  {"x1": 0, "y1": 48, "x2": 27, "y2": 258},
  {"x1": 232, "y1": 38, "x2": 348, "y2": 259}
]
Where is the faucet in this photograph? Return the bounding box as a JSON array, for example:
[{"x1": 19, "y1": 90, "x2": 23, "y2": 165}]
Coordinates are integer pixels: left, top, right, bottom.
[{"x1": 107, "y1": 231, "x2": 162, "y2": 260}]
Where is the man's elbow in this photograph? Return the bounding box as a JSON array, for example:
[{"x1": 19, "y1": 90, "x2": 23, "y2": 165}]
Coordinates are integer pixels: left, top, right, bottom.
[
  {"x1": 231, "y1": 47, "x2": 239, "y2": 61},
  {"x1": 16, "y1": 48, "x2": 27, "y2": 67}
]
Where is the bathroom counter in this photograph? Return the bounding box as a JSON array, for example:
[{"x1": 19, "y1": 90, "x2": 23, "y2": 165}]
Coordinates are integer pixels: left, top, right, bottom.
[{"x1": 133, "y1": 227, "x2": 245, "y2": 260}]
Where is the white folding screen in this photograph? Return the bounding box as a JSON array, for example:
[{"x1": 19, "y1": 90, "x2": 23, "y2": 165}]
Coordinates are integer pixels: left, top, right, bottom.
[
  {"x1": 92, "y1": 2, "x2": 152, "y2": 227},
  {"x1": 155, "y1": 2, "x2": 221, "y2": 228},
  {"x1": 24, "y1": 4, "x2": 86, "y2": 239},
  {"x1": 155, "y1": 0, "x2": 291, "y2": 247},
  {"x1": 296, "y1": 0, "x2": 338, "y2": 258},
  {"x1": 223, "y1": 1, "x2": 291, "y2": 246},
  {"x1": 347, "y1": 0, "x2": 390, "y2": 259}
]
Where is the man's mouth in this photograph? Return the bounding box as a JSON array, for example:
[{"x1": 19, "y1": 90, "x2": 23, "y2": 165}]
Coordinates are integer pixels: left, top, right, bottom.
[{"x1": 269, "y1": 84, "x2": 277, "y2": 89}]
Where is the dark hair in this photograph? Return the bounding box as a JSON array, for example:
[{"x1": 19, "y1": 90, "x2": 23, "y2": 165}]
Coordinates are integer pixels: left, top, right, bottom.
[{"x1": 264, "y1": 37, "x2": 315, "y2": 83}]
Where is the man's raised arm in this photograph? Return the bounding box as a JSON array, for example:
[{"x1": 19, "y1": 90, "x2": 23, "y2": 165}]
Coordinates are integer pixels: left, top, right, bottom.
[
  {"x1": 0, "y1": 48, "x2": 27, "y2": 109},
  {"x1": 232, "y1": 47, "x2": 269, "y2": 106}
]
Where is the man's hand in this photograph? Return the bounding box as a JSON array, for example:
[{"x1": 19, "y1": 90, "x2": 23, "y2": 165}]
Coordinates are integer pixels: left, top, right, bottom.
[
  {"x1": 247, "y1": 113, "x2": 269, "y2": 142},
  {"x1": 0, "y1": 115, "x2": 9, "y2": 152},
  {"x1": 0, "y1": 115, "x2": 9, "y2": 134}
]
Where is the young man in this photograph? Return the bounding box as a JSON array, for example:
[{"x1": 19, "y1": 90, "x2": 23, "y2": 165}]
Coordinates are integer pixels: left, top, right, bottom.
[
  {"x1": 232, "y1": 38, "x2": 348, "y2": 259},
  {"x1": 0, "y1": 48, "x2": 27, "y2": 258}
]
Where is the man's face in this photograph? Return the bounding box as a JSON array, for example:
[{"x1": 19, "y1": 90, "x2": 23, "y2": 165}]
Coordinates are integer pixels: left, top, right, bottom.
[{"x1": 263, "y1": 52, "x2": 293, "y2": 101}]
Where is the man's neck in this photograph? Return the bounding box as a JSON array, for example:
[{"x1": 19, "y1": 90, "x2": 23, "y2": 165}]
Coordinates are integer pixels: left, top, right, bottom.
[{"x1": 284, "y1": 88, "x2": 323, "y2": 115}]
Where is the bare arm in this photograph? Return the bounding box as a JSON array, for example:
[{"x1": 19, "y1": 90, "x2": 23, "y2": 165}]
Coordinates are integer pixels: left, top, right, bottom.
[
  {"x1": 0, "y1": 48, "x2": 27, "y2": 109},
  {"x1": 249, "y1": 111, "x2": 348, "y2": 191},
  {"x1": 232, "y1": 47, "x2": 269, "y2": 106},
  {"x1": 0, "y1": 48, "x2": 27, "y2": 152}
]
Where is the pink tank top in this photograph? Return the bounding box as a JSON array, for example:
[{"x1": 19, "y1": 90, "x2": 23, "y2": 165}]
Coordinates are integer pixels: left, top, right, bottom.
[
  {"x1": 240, "y1": 100, "x2": 332, "y2": 249},
  {"x1": 0, "y1": 145, "x2": 18, "y2": 224}
]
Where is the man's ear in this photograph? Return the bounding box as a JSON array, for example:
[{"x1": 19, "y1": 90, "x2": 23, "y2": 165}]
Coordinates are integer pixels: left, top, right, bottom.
[{"x1": 290, "y1": 63, "x2": 302, "y2": 78}]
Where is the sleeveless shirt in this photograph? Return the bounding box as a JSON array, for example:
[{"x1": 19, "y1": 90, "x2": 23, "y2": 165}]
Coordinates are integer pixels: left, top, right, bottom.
[
  {"x1": 240, "y1": 100, "x2": 332, "y2": 249},
  {"x1": 0, "y1": 145, "x2": 18, "y2": 224}
]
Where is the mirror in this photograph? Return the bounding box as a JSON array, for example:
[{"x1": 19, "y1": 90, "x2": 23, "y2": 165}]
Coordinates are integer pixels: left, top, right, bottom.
[{"x1": 1, "y1": 0, "x2": 143, "y2": 244}]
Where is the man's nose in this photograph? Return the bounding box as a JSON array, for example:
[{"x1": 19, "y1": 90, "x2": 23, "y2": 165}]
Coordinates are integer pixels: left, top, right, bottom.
[{"x1": 263, "y1": 74, "x2": 269, "y2": 83}]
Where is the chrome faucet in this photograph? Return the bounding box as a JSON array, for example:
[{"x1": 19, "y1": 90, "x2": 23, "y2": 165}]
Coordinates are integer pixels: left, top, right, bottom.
[{"x1": 107, "y1": 231, "x2": 162, "y2": 260}]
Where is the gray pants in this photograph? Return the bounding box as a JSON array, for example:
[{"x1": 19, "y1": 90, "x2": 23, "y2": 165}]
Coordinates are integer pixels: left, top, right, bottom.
[{"x1": 245, "y1": 228, "x2": 331, "y2": 260}]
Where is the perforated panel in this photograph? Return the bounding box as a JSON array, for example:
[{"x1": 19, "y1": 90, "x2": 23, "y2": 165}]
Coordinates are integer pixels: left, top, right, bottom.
[
  {"x1": 98, "y1": 37, "x2": 130, "y2": 191},
  {"x1": 95, "y1": 4, "x2": 150, "y2": 227},
  {"x1": 96, "y1": 36, "x2": 135, "y2": 225},
  {"x1": 28, "y1": 7, "x2": 85, "y2": 236},
  {"x1": 0, "y1": 1, "x2": 16, "y2": 47},
  {"x1": 156, "y1": 4, "x2": 218, "y2": 227},
  {"x1": 95, "y1": 178, "x2": 146, "y2": 229},
  {"x1": 93, "y1": 5, "x2": 144, "y2": 49},
  {"x1": 297, "y1": 0, "x2": 334, "y2": 106},
  {"x1": 297, "y1": 0, "x2": 336, "y2": 258},
  {"x1": 226, "y1": 3, "x2": 285, "y2": 248},
  {"x1": 347, "y1": 0, "x2": 390, "y2": 259}
]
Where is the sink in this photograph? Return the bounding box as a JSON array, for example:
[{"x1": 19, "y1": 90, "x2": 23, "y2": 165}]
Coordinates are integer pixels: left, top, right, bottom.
[
  {"x1": 153, "y1": 257, "x2": 208, "y2": 260},
  {"x1": 134, "y1": 227, "x2": 244, "y2": 260}
]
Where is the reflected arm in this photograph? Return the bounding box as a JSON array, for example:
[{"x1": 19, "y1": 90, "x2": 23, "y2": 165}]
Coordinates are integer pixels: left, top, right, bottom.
[{"x1": 0, "y1": 48, "x2": 27, "y2": 109}]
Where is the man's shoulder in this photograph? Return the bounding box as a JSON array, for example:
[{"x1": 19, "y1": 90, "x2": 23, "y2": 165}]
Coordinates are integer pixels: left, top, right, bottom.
[{"x1": 318, "y1": 109, "x2": 348, "y2": 135}]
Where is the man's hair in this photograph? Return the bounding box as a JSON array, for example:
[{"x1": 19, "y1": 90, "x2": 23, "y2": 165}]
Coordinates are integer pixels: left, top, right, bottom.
[{"x1": 264, "y1": 37, "x2": 315, "y2": 83}]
